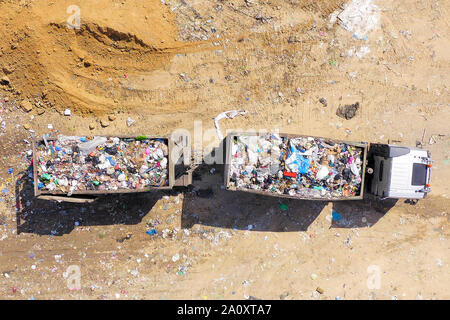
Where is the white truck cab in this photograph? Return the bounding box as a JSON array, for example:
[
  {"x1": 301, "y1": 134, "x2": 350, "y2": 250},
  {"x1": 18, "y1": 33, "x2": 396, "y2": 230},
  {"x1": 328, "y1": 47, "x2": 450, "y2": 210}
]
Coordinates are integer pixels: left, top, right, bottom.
[{"x1": 368, "y1": 144, "x2": 432, "y2": 199}]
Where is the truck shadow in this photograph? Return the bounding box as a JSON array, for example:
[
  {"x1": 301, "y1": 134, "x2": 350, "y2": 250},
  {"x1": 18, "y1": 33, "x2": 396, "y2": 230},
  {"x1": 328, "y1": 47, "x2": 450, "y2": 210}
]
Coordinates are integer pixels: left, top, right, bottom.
[
  {"x1": 181, "y1": 164, "x2": 396, "y2": 231},
  {"x1": 15, "y1": 167, "x2": 162, "y2": 236},
  {"x1": 330, "y1": 198, "x2": 397, "y2": 228},
  {"x1": 15, "y1": 159, "x2": 397, "y2": 235}
]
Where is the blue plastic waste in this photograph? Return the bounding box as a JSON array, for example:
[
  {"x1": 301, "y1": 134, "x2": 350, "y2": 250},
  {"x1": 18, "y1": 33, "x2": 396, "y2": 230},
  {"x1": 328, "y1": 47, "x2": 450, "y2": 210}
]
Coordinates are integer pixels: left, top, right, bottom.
[
  {"x1": 107, "y1": 157, "x2": 115, "y2": 166},
  {"x1": 332, "y1": 210, "x2": 342, "y2": 221},
  {"x1": 146, "y1": 229, "x2": 158, "y2": 235},
  {"x1": 288, "y1": 144, "x2": 310, "y2": 174}
]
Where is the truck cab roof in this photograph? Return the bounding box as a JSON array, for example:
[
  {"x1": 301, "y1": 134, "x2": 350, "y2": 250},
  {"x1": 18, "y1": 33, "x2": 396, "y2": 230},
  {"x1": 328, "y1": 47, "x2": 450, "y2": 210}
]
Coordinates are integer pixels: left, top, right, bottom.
[{"x1": 370, "y1": 145, "x2": 431, "y2": 199}]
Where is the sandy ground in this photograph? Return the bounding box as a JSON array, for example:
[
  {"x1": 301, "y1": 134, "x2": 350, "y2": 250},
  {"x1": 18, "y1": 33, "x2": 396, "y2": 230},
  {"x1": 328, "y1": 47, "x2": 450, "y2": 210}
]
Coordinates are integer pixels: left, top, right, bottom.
[{"x1": 0, "y1": 0, "x2": 449, "y2": 300}]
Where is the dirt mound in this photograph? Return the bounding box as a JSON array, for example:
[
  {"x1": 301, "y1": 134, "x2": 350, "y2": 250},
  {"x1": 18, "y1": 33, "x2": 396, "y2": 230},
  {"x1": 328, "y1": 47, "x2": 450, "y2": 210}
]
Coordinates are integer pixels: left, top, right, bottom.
[{"x1": 0, "y1": 0, "x2": 196, "y2": 115}]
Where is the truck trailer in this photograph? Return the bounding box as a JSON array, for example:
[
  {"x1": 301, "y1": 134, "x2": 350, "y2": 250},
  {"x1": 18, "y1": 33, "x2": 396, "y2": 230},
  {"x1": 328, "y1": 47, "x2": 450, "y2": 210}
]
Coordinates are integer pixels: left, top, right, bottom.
[
  {"x1": 32, "y1": 134, "x2": 192, "y2": 202},
  {"x1": 224, "y1": 132, "x2": 432, "y2": 201}
]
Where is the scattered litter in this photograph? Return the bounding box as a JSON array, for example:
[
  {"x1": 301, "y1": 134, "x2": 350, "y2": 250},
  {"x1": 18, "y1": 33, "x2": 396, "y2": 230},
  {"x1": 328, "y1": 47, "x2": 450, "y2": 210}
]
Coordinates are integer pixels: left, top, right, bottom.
[
  {"x1": 353, "y1": 34, "x2": 368, "y2": 40},
  {"x1": 346, "y1": 46, "x2": 371, "y2": 58},
  {"x1": 146, "y1": 229, "x2": 158, "y2": 236},
  {"x1": 332, "y1": 210, "x2": 342, "y2": 221},
  {"x1": 64, "y1": 109, "x2": 71, "y2": 116},
  {"x1": 117, "y1": 234, "x2": 132, "y2": 243},
  {"x1": 214, "y1": 109, "x2": 247, "y2": 140},
  {"x1": 126, "y1": 117, "x2": 135, "y2": 127},
  {"x1": 337, "y1": 0, "x2": 380, "y2": 39},
  {"x1": 280, "y1": 292, "x2": 289, "y2": 300},
  {"x1": 355, "y1": 46, "x2": 370, "y2": 58}
]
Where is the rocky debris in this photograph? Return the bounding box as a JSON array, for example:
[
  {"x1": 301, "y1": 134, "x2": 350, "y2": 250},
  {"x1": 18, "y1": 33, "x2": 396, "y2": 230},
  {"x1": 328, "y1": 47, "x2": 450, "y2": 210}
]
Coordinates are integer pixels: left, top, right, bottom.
[
  {"x1": 0, "y1": 75, "x2": 10, "y2": 85},
  {"x1": 89, "y1": 123, "x2": 96, "y2": 130},
  {"x1": 108, "y1": 114, "x2": 116, "y2": 122},
  {"x1": 336, "y1": 102, "x2": 360, "y2": 120},
  {"x1": 319, "y1": 98, "x2": 328, "y2": 107},
  {"x1": 83, "y1": 59, "x2": 92, "y2": 67},
  {"x1": 21, "y1": 100, "x2": 33, "y2": 112},
  {"x1": 2, "y1": 65, "x2": 14, "y2": 74},
  {"x1": 101, "y1": 119, "x2": 110, "y2": 127}
]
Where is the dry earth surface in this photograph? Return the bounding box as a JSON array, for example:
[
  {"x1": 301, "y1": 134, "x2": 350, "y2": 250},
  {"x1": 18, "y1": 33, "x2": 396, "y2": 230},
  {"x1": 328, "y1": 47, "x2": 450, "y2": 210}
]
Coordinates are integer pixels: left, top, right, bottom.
[{"x1": 0, "y1": 0, "x2": 448, "y2": 300}]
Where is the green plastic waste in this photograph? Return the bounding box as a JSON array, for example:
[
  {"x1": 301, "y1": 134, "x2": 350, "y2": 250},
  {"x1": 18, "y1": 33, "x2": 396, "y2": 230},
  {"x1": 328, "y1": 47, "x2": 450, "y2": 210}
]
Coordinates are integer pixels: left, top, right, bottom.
[
  {"x1": 40, "y1": 173, "x2": 51, "y2": 181},
  {"x1": 135, "y1": 135, "x2": 147, "y2": 141}
]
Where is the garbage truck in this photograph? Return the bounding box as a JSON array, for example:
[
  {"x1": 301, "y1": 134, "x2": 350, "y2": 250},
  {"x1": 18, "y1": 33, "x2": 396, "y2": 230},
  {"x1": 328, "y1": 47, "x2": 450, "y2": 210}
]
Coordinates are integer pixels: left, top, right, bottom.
[
  {"x1": 32, "y1": 134, "x2": 193, "y2": 202},
  {"x1": 224, "y1": 132, "x2": 432, "y2": 201}
]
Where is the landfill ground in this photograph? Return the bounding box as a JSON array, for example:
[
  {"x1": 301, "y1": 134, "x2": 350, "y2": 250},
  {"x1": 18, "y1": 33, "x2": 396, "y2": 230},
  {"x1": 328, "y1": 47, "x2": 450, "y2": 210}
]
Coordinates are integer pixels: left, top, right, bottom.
[{"x1": 0, "y1": 0, "x2": 449, "y2": 300}]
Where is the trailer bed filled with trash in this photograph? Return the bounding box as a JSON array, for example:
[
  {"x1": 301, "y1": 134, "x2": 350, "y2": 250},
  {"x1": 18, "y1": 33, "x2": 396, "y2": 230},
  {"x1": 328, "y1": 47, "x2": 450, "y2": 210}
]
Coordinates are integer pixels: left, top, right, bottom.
[
  {"x1": 33, "y1": 135, "x2": 177, "y2": 198},
  {"x1": 225, "y1": 132, "x2": 368, "y2": 200}
]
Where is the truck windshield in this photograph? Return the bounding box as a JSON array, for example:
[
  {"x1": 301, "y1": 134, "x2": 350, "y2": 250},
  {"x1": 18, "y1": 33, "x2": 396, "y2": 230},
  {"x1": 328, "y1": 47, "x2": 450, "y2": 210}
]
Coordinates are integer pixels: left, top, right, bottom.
[{"x1": 411, "y1": 163, "x2": 427, "y2": 186}]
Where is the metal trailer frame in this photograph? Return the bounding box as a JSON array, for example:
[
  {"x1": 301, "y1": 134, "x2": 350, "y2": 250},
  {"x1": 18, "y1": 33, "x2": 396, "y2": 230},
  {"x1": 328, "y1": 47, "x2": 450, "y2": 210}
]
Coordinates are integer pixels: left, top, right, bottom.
[
  {"x1": 224, "y1": 131, "x2": 368, "y2": 201},
  {"x1": 32, "y1": 134, "x2": 191, "y2": 202}
]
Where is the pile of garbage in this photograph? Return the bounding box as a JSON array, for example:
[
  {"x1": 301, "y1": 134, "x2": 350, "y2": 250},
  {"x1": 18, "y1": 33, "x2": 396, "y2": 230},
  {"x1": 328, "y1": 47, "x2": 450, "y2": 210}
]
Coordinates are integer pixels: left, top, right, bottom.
[
  {"x1": 229, "y1": 133, "x2": 364, "y2": 199},
  {"x1": 36, "y1": 135, "x2": 169, "y2": 195}
]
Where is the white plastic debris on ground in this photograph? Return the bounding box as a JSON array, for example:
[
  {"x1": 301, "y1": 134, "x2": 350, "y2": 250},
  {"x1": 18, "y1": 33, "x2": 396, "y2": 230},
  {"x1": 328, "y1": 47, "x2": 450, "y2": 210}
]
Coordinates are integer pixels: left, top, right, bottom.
[
  {"x1": 347, "y1": 46, "x2": 371, "y2": 58},
  {"x1": 214, "y1": 109, "x2": 247, "y2": 140},
  {"x1": 337, "y1": 0, "x2": 380, "y2": 38}
]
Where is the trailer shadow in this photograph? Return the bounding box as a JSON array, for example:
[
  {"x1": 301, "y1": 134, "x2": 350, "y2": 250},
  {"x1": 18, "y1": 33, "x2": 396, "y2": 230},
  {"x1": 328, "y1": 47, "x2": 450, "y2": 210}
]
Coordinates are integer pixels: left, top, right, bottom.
[
  {"x1": 15, "y1": 157, "x2": 397, "y2": 235},
  {"x1": 15, "y1": 169, "x2": 163, "y2": 236},
  {"x1": 182, "y1": 163, "x2": 325, "y2": 232},
  {"x1": 181, "y1": 164, "x2": 397, "y2": 231}
]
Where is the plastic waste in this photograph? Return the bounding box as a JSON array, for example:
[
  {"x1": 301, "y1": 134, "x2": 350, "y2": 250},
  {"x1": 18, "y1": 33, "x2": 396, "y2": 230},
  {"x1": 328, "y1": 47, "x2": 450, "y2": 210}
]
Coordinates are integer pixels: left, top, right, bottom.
[
  {"x1": 214, "y1": 109, "x2": 247, "y2": 140},
  {"x1": 35, "y1": 136, "x2": 169, "y2": 193},
  {"x1": 79, "y1": 137, "x2": 107, "y2": 155},
  {"x1": 229, "y1": 133, "x2": 364, "y2": 199}
]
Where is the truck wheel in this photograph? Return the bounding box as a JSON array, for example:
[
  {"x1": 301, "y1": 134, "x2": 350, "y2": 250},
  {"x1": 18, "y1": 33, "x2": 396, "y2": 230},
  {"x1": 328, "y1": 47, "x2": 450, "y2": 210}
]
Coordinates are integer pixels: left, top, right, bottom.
[{"x1": 366, "y1": 167, "x2": 373, "y2": 174}]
